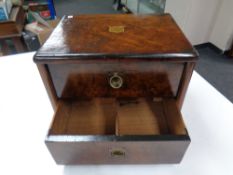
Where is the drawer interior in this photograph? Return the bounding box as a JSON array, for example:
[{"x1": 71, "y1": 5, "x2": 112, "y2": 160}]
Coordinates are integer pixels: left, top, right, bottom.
[{"x1": 48, "y1": 98, "x2": 187, "y2": 136}]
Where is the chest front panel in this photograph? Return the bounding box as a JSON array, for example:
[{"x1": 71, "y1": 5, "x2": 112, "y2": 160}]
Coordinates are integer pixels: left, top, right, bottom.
[{"x1": 48, "y1": 61, "x2": 184, "y2": 98}]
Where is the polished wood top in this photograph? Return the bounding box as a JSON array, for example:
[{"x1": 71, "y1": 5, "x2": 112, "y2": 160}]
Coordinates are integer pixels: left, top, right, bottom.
[{"x1": 34, "y1": 14, "x2": 198, "y2": 63}]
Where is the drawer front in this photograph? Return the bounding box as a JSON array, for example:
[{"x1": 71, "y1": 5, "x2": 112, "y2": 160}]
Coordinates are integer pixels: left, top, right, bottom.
[
  {"x1": 48, "y1": 62, "x2": 184, "y2": 98},
  {"x1": 46, "y1": 139, "x2": 190, "y2": 164}
]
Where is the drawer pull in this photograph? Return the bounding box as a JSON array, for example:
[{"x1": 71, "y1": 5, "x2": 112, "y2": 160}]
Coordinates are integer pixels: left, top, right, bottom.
[
  {"x1": 109, "y1": 73, "x2": 123, "y2": 89},
  {"x1": 111, "y1": 149, "x2": 125, "y2": 157}
]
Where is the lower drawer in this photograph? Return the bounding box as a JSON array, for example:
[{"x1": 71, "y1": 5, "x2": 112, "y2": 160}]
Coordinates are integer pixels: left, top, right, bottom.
[{"x1": 46, "y1": 98, "x2": 190, "y2": 164}]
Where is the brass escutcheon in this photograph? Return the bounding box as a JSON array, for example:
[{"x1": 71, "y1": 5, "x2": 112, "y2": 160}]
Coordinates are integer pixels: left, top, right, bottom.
[
  {"x1": 109, "y1": 26, "x2": 125, "y2": 33},
  {"x1": 110, "y1": 149, "x2": 125, "y2": 157}
]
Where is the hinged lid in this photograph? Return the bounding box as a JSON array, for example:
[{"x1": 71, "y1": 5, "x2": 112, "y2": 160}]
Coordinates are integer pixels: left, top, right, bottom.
[{"x1": 34, "y1": 14, "x2": 198, "y2": 63}]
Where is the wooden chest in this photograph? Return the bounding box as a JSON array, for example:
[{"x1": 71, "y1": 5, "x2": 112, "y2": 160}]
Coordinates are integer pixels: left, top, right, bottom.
[{"x1": 34, "y1": 14, "x2": 198, "y2": 164}]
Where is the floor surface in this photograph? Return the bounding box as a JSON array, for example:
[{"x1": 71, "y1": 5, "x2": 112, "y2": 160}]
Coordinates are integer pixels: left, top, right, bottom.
[{"x1": 195, "y1": 47, "x2": 233, "y2": 103}]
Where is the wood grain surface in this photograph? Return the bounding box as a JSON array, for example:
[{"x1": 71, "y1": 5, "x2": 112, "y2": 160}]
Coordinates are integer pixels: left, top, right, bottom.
[
  {"x1": 34, "y1": 14, "x2": 198, "y2": 62},
  {"x1": 47, "y1": 62, "x2": 184, "y2": 98}
]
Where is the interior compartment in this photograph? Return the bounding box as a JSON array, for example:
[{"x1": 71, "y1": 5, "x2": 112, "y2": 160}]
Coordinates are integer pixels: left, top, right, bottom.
[
  {"x1": 49, "y1": 98, "x2": 117, "y2": 135},
  {"x1": 49, "y1": 98, "x2": 187, "y2": 136}
]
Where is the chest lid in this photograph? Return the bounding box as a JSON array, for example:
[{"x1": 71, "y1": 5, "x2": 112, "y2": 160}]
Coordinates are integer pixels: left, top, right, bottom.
[{"x1": 34, "y1": 14, "x2": 198, "y2": 63}]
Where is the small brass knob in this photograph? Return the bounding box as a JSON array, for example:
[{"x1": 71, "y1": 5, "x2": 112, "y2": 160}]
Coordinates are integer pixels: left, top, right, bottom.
[{"x1": 109, "y1": 73, "x2": 123, "y2": 89}]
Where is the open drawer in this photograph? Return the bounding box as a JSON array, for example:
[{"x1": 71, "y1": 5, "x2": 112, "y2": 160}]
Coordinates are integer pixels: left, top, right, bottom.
[{"x1": 46, "y1": 98, "x2": 190, "y2": 164}]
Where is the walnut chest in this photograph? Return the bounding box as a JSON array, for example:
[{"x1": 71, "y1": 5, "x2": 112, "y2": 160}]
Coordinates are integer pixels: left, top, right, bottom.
[{"x1": 34, "y1": 14, "x2": 198, "y2": 164}]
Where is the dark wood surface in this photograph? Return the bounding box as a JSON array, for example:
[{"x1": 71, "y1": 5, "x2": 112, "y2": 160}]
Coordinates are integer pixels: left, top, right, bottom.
[
  {"x1": 176, "y1": 62, "x2": 196, "y2": 109},
  {"x1": 34, "y1": 14, "x2": 198, "y2": 62},
  {"x1": 34, "y1": 13, "x2": 198, "y2": 108},
  {"x1": 46, "y1": 138, "x2": 190, "y2": 164},
  {"x1": 47, "y1": 62, "x2": 184, "y2": 98},
  {"x1": 37, "y1": 64, "x2": 58, "y2": 110}
]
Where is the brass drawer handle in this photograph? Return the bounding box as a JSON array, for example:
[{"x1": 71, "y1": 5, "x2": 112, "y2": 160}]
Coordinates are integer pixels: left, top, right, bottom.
[{"x1": 109, "y1": 73, "x2": 123, "y2": 89}]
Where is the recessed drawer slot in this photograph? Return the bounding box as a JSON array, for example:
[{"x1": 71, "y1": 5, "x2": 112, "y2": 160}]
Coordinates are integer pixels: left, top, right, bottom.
[{"x1": 49, "y1": 98, "x2": 186, "y2": 136}]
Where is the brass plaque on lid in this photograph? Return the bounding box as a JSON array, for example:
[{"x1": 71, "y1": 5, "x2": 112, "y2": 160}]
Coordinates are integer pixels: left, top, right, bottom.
[{"x1": 109, "y1": 26, "x2": 125, "y2": 33}]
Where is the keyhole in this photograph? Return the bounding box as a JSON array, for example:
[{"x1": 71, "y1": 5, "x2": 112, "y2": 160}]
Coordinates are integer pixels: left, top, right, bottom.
[{"x1": 111, "y1": 150, "x2": 125, "y2": 157}]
